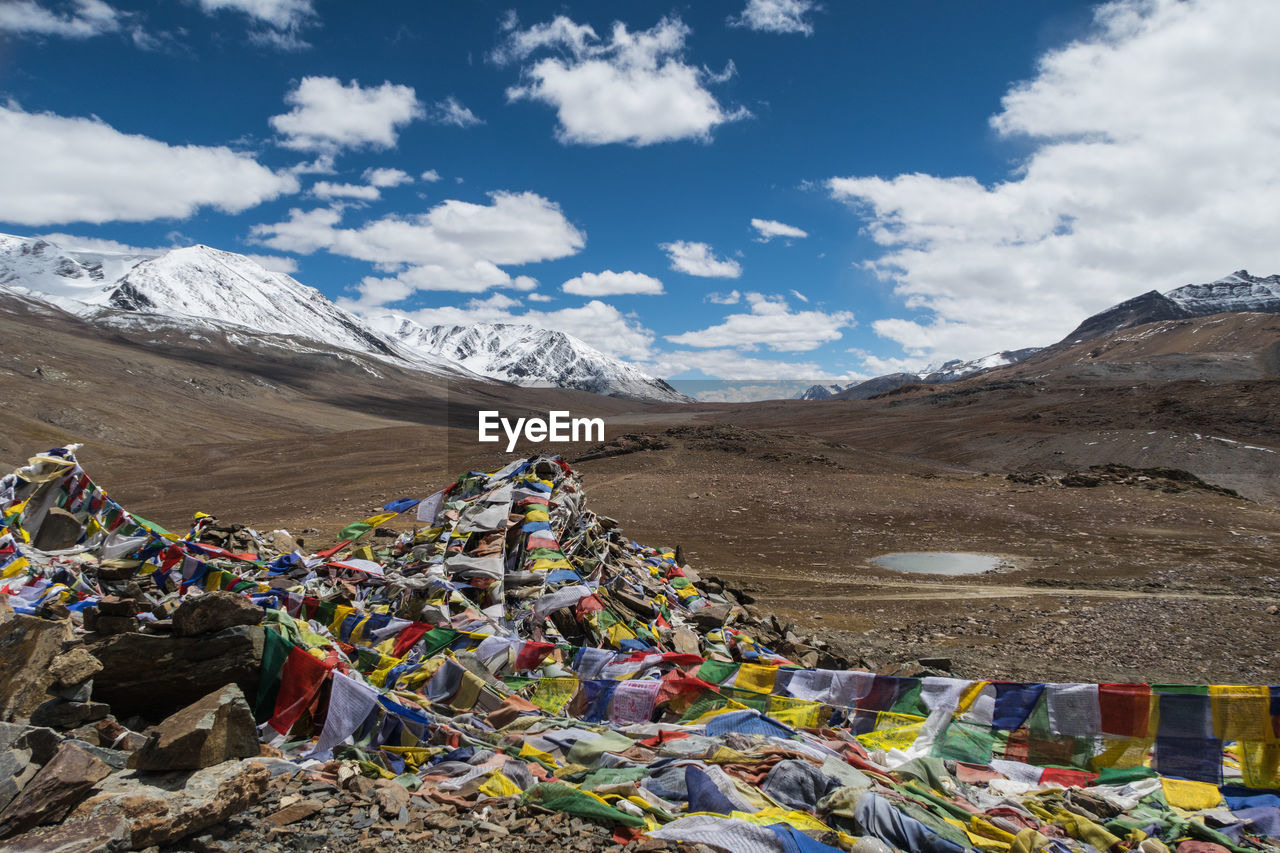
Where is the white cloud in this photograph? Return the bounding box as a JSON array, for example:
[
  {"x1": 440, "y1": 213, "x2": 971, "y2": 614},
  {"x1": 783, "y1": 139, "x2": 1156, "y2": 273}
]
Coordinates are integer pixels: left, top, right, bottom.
[
  {"x1": 389, "y1": 297, "x2": 655, "y2": 361},
  {"x1": 498, "y1": 15, "x2": 748, "y2": 146},
  {"x1": 661, "y1": 240, "x2": 742, "y2": 278},
  {"x1": 665, "y1": 292, "x2": 853, "y2": 351},
  {"x1": 0, "y1": 0, "x2": 121, "y2": 38},
  {"x1": 35, "y1": 232, "x2": 161, "y2": 255},
  {"x1": 789, "y1": 289, "x2": 809, "y2": 303},
  {"x1": 270, "y1": 77, "x2": 423, "y2": 152},
  {"x1": 705, "y1": 289, "x2": 741, "y2": 305},
  {"x1": 433, "y1": 96, "x2": 483, "y2": 127},
  {"x1": 729, "y1": 0, "x2": 818, "y2": 36},
  {"x1": 0, "y1": 104, "x2": 298, "y2": 226},
  {"x1": 363, "y1": 167, "x2": 411, "y2": 188},
  {"x1": 311, "y1": 181, "x2": 380, "y2": 200},
  {"x1": 420, "y1": 169, "x2": 442, "y2": 182},
  {"x1": 243, "y1": 253, "x2": 298, "y2": 273},
  {"x1": 562, "y1": 269, "x2": 664, "y2": 296},
  {"x1": 829, "y1": 0, "x2": 1280, "y2": 362},
  {"x1": 751, "y1": 217, "x2": 808, "y2": 242},
  {"x1": 197, "y1": 0, "x2": 310, "y2": 28},
  {"x1": 640, "y1": 349, "x2": 829, "y2": 382},
  {"x1": 252, "y1": 191, "x2": 585, "y2": 304},
  {"x1": 526, "y1": 292, "x2": 553, "y2": 302}
]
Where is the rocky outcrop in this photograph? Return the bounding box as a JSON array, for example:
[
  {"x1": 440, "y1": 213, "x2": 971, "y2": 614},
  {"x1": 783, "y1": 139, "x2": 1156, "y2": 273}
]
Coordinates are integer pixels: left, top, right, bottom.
[
  {"x1": 0, "y1": 741, "x2": 111, "y2": 838},
  {"x1": 88, "y1": 626, "x2": 263, "y2": 721},
  {"x1": 172, "y1": 590, "x2": 264, "y2": 637},
  {"x1": 0, "y1": 615, "x2": 73, "y2": 721},
  {"x1": 130, "y1": 685, "x2": 258, "y2": 771},
  {"x1": 70, "y1": 759, "x2": 269, "y2": 848}
]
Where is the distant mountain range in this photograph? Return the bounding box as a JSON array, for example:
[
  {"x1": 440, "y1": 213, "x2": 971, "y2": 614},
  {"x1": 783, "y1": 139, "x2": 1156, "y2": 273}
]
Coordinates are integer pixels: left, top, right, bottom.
[
  {"x1": 0, "y1": 233, "x2": 687, "y2": 403},
  {"x1": 797, "y1": 270, "x2": 1280, "y2": 400}
]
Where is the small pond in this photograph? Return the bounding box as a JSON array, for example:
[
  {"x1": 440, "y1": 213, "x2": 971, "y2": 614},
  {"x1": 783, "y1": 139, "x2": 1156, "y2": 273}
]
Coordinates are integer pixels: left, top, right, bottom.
[{"x1": 871, "y1": 552, "x2": 1003, "y2": 575}]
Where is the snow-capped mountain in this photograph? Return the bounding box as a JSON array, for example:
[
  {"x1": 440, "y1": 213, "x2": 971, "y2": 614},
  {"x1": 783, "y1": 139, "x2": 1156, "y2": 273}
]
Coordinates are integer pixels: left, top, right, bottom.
[
  {"x1": 822, "y1": 349, "x2": 1042, "y2": 401},
  {"x1": 796, "y1": 383, "x2": 848, "y2": 400},
  {"x1": 368, "y1": 315, "x2": 689, "y2": 403},
  {"x1": 921, "y1": 348, "x2": 1043, "y2": 383},
  {"x1": 1166, "y1": 270, "x2": 1280, "y2": 315},
  {"x1": 1065, "y1": 270, "x2": 1280, "y2": 343},
  {"x1": 0, "y1": 232, "x2": 683, "y2": 401}
]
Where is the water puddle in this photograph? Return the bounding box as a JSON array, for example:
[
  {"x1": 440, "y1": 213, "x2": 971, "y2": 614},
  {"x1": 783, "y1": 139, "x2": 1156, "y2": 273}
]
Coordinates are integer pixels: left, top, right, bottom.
[{"x1": 872, "y1": 552, "x2": 1004, "y2": 575}]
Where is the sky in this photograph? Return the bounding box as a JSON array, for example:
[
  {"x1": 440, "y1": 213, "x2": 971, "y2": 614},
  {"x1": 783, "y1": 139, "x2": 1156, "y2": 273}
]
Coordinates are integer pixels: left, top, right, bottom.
[{"x1": 1, "y1": 0, "x2": 1278, "y2": 395}]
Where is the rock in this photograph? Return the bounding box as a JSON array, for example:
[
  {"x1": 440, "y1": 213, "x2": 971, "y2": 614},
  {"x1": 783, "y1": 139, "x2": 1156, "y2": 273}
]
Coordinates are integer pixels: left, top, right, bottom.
[
  {"x1": 266, "y1": 800, "x2": 323, "y2": 826},
  {"x1": 130, "y1": 684, "x2": 258, "y2": 771},
  {"x1": 0, "y1": 747, "x2": 32, "y2": 812},
  {"x1": 0, "y1": 815, "x2": 131, "y2": 853},
  {"x1": 371, "y1": 780, "x2": 411, "y2": 814},
  {"x1": 172, "y1": 592, "x2": 263, "y2": 638},
  {"x1": 29, "y1": 699, "x2": 109, "y2": 729},
  {"x1": 95, "y1": 598, "x2": 139, "y2": 618},
  {"x1": 0, "y1": 615, "x2": 73, "y2": 721},
  {"x1": 0, "y1": 741, "x2": 111, "y2": 838},
  {"x1": 31, "y1": 507, "x2": 85, "y2": 552},
  {"x1": 71, "y1": 758, "x2": 269, "y2": 848},
  {"x1": 271, "y1": 530, "x2": 296, "y2": 553},
  {"x1": 47, "y1": 680, "x2": 94, "y2": 703},
  {"x1": 89, "y1": 626, "x2": 264, "y2": 721},
  {"x1": 92, "y1": 616, "x2": 138, "y2": 636},
  {"x1": 691, "y1": 603, "x2": 731, "y2": 631},
  {"x1": 672, "y1": 626, "x2": 701, "y2": 657},
  {"x1": 917, "y1": 656, "x2": 952, "y2": 672},
  {"x1": 95, "y1": 561, "x2": 141, "y2": 582}
]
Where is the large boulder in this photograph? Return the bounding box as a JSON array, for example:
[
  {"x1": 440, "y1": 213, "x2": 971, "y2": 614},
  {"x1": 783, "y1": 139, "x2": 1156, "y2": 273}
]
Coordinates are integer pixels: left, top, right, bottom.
[
  {"x1": 0, "y1": 615, "x2": 73, "y2": 721},
  {"x1": 172, "y1": 591, "x2": 263, "y2": 637},
  {"x1": 70, "y1": 758, "x2": 269, "y2": 848},
  {"x1": 0, "y1": 816, "x2": 131, "y2": 853},
  {"x1": 129, "y1": 684, "x2": 258, "y2": 772},
  {"x1": 0, "y1": 741, "x2": 110, "y2": 838},
  {"x1": 88, "y1": 625, "x2": 263, "y2": 721}
]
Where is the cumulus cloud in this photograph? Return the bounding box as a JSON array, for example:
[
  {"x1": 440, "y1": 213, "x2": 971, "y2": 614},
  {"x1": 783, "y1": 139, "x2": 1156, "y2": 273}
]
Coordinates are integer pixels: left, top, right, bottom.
[
  {"x1": 829, "y1": 0, "x2": 1280, "y2": 361},
  {"x1": 496, "y1": 14, "x2": 748, "y2": 146},
  {"x1": 433, "y1": 96, "x2": 483, "y2": 127},
  {"x1": 35, "y1": 233, "x2": 160, "y2": 255},
  {"x1": 665, "y1": 292, "x2": 853, "y2": 351},
  {"x1": 420, "y1": 169, "x2": 442, "y2": 182},
  {"x1": 388, "y1": 297, "x2": 655, "y2": 361},
  {"x1": 751, "y1": 217, "x2": 808, "y2": 242},
  {"x1": 561, "y1": 269, "x2": 664, "y2": 296},
  {"x1": 311, "y1": 181, "x2": 380, "y2": 200},
  {"x1": 195, "y1": 0, "x2": 314, "y2": 47},
  {"x1": 0, "y1": 104, "x2": 298, "y2": 226},
  {"x1": 0, "y1": 0, "x2": 121, "y2": 38},
  {"x1": 251, "y1": 191, "x2": 585, "y2": 304},
  {"x1": 270, "y1": 77, "x2": 423, "y2": 152},
  {"x1": 728, "y1": 0, "x2": 818, "y2": 36},
  {"x1": 705, "y1": 289, "x2": 741, "y2": 304},
  {"x1": 661, "y1": 240, "x2": 742, "y2": 278},
  {"x1": 363, "y1": 167, "x2": 412, "y2": 188}
]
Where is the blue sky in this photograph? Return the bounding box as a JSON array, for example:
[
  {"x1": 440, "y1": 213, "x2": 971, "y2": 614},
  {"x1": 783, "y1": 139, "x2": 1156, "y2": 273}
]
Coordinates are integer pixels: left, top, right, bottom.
[{"x1": 2, "y1": 0, "x2": 1277, "y2": 390}]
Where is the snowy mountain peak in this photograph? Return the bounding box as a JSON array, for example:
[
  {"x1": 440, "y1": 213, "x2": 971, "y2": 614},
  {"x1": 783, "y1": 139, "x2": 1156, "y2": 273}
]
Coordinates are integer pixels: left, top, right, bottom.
[
  {"x1": 102, "y1": 244, "x2": 396, "y2": 356},
  {"x1": 368, "y1": 315, "x2": 689, "y2": 402},
  {"x1": 796, "y1": 383, "x2": 848, "y2": 400},
  {"x1": 1166, "y1": 269, "x2": 1280, "y2": 315},
  {"x1": 0, "y1": 231, "x2": 688, "y2": 402}
]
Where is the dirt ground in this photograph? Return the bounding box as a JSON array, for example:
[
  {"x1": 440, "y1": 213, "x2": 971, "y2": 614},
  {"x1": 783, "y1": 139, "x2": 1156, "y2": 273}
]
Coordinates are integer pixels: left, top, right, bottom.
[{"x1": 74, "y1": 417, "x2": 1280, "y2": 686}]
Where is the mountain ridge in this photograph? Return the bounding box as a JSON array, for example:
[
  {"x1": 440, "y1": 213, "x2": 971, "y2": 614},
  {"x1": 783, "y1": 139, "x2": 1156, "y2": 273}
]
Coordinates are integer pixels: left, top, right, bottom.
[{"x1": 0, "y1": 232, "x2": 680, "y2": 402}]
